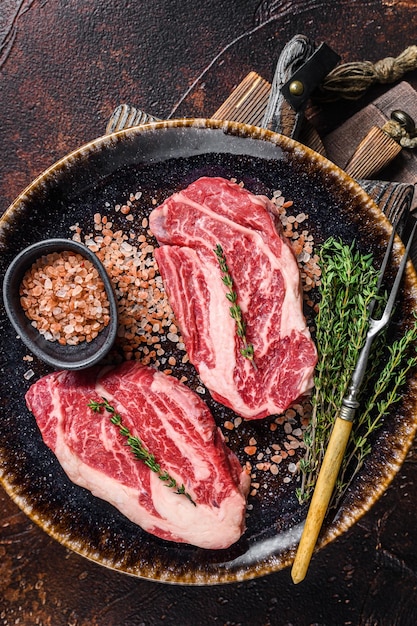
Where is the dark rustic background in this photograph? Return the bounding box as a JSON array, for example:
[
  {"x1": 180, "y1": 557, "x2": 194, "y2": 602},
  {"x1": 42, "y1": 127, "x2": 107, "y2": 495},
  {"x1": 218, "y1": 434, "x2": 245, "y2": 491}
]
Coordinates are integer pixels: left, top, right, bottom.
[{"x1": 1, "y1": 1, "x2": 417, "y2": 624}]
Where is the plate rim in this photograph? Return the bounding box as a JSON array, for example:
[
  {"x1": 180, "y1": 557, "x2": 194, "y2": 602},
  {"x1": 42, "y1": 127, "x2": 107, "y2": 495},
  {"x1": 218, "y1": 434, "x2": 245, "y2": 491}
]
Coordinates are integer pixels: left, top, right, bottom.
[{"x1": 1, "y1": 118, "x2": 417, "y2": 584}]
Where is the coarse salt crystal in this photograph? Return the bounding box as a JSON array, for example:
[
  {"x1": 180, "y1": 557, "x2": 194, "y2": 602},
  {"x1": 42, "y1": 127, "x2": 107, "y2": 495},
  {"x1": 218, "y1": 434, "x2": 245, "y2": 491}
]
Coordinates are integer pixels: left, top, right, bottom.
[
  {"x1": 284, "y1": 422, "x2": 293, "y2": 434},
  {"x1": 121, "y1": 242, "x2": 133, "y2": 254}
]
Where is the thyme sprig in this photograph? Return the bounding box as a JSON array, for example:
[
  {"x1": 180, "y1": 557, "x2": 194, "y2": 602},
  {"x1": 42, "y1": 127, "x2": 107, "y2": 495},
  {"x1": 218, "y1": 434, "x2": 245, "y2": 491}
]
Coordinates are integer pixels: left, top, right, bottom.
[
  {"x1": 335, "y1": 322, "x2": 417, "y2": 501},
  {"x1": 214, "y1": 243, "x2": 256, "y2": 367},
  {"x1": 88, "y1": 398, "x2": 196, "y2": 506},
  {"x1": 297, "y1": 237, "x2": 417, "y2": 508}
]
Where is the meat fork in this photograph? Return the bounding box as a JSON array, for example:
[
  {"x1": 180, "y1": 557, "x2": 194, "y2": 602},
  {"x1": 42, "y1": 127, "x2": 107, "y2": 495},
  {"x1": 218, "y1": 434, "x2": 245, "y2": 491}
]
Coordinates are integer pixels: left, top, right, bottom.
[{"x1": 291, "y1": 218, "x2": 417, "y2": 584}]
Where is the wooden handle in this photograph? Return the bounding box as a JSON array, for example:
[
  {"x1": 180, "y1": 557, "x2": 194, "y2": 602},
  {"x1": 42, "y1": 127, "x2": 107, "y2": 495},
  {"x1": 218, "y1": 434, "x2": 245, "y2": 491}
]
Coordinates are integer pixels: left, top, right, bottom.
[
  {"x1": 211, "y1": 71, "x2": 271, "y2": 127},
  {"x1": 344, "y1": 126, "x2": 401, "y2": 179},
  {"x1": 291, "y1": 416, "x2": 353, "y2": 584}
]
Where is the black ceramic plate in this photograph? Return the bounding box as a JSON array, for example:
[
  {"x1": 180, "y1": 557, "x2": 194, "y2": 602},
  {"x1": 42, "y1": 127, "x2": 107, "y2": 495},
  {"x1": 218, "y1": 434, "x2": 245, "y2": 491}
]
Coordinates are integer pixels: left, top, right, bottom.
[{"x1": 1, "y1": 119, "x2": 417, "y2": 584}]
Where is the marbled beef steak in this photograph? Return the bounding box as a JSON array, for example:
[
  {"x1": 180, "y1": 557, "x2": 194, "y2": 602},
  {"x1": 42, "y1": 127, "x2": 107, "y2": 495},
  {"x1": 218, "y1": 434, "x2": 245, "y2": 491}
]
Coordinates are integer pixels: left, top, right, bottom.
[
  {"x1": 150, "y1": 176, "x2": 317, "y2": 420},
  {"x1": 25, "y1": 361, "x2": 250, "y2": 549}
]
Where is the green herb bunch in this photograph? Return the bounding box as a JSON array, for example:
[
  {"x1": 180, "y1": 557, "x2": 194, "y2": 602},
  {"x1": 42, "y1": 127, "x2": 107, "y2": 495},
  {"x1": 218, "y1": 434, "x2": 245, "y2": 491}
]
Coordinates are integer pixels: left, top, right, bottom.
[
  {"x1": 214, "y1": 243, "x2": 256, "y2": 366},
  {"x1": 297, "y1": 237, "x2": 417, "y2": 508},
  {"x1": 88, "y1": 398, "x2": 196, "y2": 506}
]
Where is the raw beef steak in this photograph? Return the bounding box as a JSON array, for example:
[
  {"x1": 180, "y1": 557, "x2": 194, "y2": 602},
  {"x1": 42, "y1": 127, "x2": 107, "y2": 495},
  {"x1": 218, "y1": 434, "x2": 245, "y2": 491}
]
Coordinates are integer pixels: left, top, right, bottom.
[
  {"x1": 26, "y1": 361, "x2": 250, "y2": 549},
  {"x1": 150, "y1": 176, "x2": 317, "y2": 420}
]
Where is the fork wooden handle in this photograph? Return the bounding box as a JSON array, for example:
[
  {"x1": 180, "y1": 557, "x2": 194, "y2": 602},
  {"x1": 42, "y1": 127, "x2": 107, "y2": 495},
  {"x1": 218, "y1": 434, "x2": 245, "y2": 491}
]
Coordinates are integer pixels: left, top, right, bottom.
[{"x1": 291, "y1": 416, "x2": 353, "y2": 584}]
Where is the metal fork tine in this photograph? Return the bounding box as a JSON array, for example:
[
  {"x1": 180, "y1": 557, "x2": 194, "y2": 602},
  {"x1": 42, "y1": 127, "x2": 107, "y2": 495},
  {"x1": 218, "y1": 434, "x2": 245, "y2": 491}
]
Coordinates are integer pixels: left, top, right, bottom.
[
  {"x1": 368, "y1": 220, "x2": 398, "y2": 319},
  {"x1": 376, "y1": 221, "x2": 398, "y2": 292},
  {"x1": 350, "y1": 220, "x2": 417, "y2": 390},
  {"x1": 374, "y1": 219, "x2": 417, "y2": 327},
  {"x1": 368, "y1": 216, "x2": 408, "y2": 320}
]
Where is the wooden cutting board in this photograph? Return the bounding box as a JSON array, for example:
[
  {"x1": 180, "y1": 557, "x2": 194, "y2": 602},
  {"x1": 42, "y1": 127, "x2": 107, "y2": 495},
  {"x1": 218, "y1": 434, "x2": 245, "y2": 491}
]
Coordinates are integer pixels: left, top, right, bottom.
[{"x1": 322, "y1": 81, "x2": 417, "y2": 188}]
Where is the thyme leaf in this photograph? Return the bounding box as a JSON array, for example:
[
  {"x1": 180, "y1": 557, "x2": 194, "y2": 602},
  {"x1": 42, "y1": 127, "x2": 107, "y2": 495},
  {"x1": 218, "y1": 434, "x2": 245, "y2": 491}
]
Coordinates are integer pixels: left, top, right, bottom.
[
  {"x1": 88, "y1": 398, "x2": 196, "y2": 506},
  {"x1": 297, "y1": 237, "x2": 417, "y2": 508},
  {"x1": 214, "y1": 243, "x2": 256, "y2": 367}
]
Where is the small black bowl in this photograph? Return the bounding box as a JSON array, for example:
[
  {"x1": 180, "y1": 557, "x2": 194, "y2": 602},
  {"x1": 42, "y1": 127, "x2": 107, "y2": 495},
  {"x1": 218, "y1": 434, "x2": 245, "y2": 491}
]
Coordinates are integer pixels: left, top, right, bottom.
[{"x1": 2, "y1": 238, "x2": 118, "y2": 370}]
